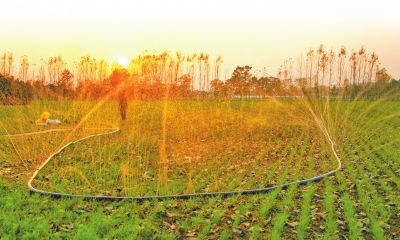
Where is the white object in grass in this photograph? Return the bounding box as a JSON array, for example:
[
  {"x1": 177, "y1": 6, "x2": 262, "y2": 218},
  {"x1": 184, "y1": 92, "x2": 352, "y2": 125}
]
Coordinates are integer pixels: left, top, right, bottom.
[{"x1": 46, "y1": 119, "x2": 61, "y2": 124}]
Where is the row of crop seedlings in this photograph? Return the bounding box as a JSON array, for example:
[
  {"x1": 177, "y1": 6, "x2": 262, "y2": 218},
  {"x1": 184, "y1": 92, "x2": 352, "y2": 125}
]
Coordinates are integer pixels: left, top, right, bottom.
[
  {"x1": 19, "y1": 131, "x2": 71, "y2": 167},
  {"x1": 72, "y1": 139, "x2": 113, "y2": 195},
  {"x1": 333, "y1": 122, "x2": 371, "y2": 239},
  {"x1": 351, "y1": 127, "x2": 399, "y2": 235},
  {"x1": 271, "y1": 126, "x2": 302, "y2": 186},
  {"x1": 340, "y1": 105, "x2": 399, "y2": 187},
  {"x1": 225, "y1": 125, "x2": 296, "y2": 189},
  {"x1": 171, "y1": 142, "x2": 228, "y2": 195},
  {"x1": 97, "y1": 136, "x2": 143, "y2": 196},
  {"x1": 320, "y1": 137, "x2": 339, "y2": 239},
  {"x1": 124, "y1": 144, "x2": 155, "y2": 197},
  {"x1": 344, "y1": 150, "x2": 387, "y2": 238},
  {"x1": 252, "y1": 128, "x2": 290, "y2": 188},
  {"x1": 170, "y1": 110, "x2": 232, "y2": 140},
  {"x1": 344, "y1": 110, "x2": 399, "y2": 208},
  {"x1": 296, "y1": 183, "x2": 317, "y2": 239},
  {"x1": 268, "y1": 131, "x2": 309, "y2": 239},
  {"x1": 329, "y1": 159, "x2": 364, "y2": 238},
  {"x1": 254, "y1": 188, "x2": 284, "y2": 237},
  {"x1": 309, "y1": 110, "x2": 366, "y2": 238},
  {"x1": 335, "y1": 122, "x2": 390, "y2": 238},
  {"x1": 296, "y1": 127, "x2": 339, "y2": 239},
  {"x1": 195, "y1": 129, "x2": 257, "y2": 192},
  {"x1": 253, "y1": 127, "x2": 305, "y2": 236},
  {"x1": 310, "y1": 128, "x2": 329, "y2": 178},
  {"x1": 278, "y1": 125, "x2": 319, "y2": 238},
  {"x1": 204, "y1": 123, "x2": 292, "y2": 192},
  {"x1": 245, "y1": 125, "x2": 309, "y2": 237},
  {"x1": 295, "y1": 126, "x2": 319, "y2": 181},
  {"x1": 173, "y1": 112, "x2": 269, "y2": 193},
  {"x1": 224, "y1": 131, "x2": 278, "y2": 191},
  {"x1": 164, "y1": 138, "x2": 226, "y2": 194},
  {"x1": 0, "y1": 137, "x2": 21, "y2": 167},
  {"x1": 328, "y1": 101, "x2": 394, "y2": 238},
  {"x1": 188, "y1": 135, "x2": 249, "y2": 193},
  {"x1": 219, "y1": 130, "x2": 268, "y2": 191},
  {"x1": 56, "y1": 135, "x2": 101, "y2": 194},
  {"x1": 88, "y1": 134, "x2": 156, "y2": 196},
  {"x1": 357, "y1": 133, "x2": 399, "y2": 203},
  {"x1": 162, "y1": 115, "x2": 242, "y2": 194},
  {"x1": 116, "y1": 139, "x2": 144, "y2": 196},
  {"x1": 280, "y1": 126, "x2": 308, "y2": 183},
  {"x1": 257, "y1": 127, "x2": 299, "y2": 188},
  {"x1": 239, "y1": 138, "x2": 278, "y2": 190},
  {"x1": 366, "y1": 129, "x2": 400, "y2": 190},
  {"x1": 295, "y1": 121, "x2": 321, "y2": 237},
  {"x1": 245, "y1": 194, "x2": 273, "y2": 239}
]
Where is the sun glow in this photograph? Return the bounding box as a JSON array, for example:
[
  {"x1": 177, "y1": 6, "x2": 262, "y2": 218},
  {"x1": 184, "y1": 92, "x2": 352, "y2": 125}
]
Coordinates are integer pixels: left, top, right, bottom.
[{"x1": 116, "y1": 56, "x2": 128, "y2": 68}]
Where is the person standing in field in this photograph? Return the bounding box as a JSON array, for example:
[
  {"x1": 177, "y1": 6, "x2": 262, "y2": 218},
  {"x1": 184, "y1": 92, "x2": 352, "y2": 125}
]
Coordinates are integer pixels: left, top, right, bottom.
[{"x1": 119, "y1": 91, "x2": 128, "y2": 120}]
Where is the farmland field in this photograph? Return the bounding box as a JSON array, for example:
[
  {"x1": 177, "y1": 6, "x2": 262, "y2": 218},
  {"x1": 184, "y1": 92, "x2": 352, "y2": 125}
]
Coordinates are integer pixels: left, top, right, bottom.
[{"x1": 0, "y1": 99, "x2": 399, "y2": 239}]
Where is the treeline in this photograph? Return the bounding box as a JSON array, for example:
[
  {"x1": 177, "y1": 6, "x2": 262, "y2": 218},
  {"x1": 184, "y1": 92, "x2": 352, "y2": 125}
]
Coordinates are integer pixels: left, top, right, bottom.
[
  {"x1": 0, "y1": 74, "x2": 33, "y2": 105},
  {"x1": 0, "y1": 45, "x2": 399, "y2": 105}
]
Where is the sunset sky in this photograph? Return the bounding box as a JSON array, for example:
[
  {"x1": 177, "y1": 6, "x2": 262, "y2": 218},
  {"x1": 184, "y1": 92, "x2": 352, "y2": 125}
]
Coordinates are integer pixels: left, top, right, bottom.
[{"x1": 1, "y1": 0, "x2": 399, "y2": 79}]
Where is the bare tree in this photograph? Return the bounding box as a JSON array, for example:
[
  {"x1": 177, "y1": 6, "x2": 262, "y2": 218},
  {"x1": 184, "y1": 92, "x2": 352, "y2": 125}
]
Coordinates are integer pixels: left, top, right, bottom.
[
  {"x1": 204, "y1": 55, "x2": 210, "y2": 91},
  {"x1": 337, "y1": 46, "x2": 346, "y2": 88},
  {"x1": 174, "y1": 52, "x2": 183, "y2": 84},
  {"x1": 327, "y1": 48, "x2": 336, "y2": 93},
  {"x1": 367, "y1": 52, "x2": 379, "y2": 83},
  {"x1": 262, "y1": 67, "x2": 268, "y2": 78},
  {"x1": 90, "y1": 58, "x2": 98, "y2": 81},
  {"x1": 296, "y1": 53, "x2": 305, "y2": 80},
  {"x1": 189, "y1": 53, "x2": 197, "y2": 90},
  {"x1": 0, "y1": 53, "x2": 5, "y2": 75},
  {"x1": 30, "y1": 63, "x2": 36, "y2": 82},
  {"x1": 1, "y1": 52, "x2": 15, "y2": 77},
  {"x1": 197, "y1": 53, "x2": 204, "y2": 90},
  {"x1": 315, "y1": 44, "x2": 325, "y2": 95},
  {"x1": 283, "y1": 58, "x2": 293, "y2": 81},
  {"x1": 7, "y1": 52, "x2": 14, "y2": 77},
  {"x1": 319, "y1": 52, "x2": 328, "y2": 87},
  {"x1": 277, "y1": 65, "x2": 283, "y2": 80},
  {"x1": 47, "y1": 55, "x2": 65, "y2": 85},
  {"x1": 97, "y1": 58, "x2": 109, "y2": 82},
  {"x1": 19, "y1": 55, "x2": 29, "y2": 82},
  {"x1": 158, "y1": 51, "x2": 169, "y2": 83},
  {"x1": 349, "y1": 49, "x2": 357, "y2": 86},
  {"x1": 306, "y1": 48, "x2": 315, "y2": 89},
  {"x1": 356, "y1": 46, "x2": 366, "y2": 85},
  {"x1": 78, "y1": 55, "x2": 92, "y2": 82},
  {"x1": 213, "y1": 56, "x2": 222, "y2": 81},
  {"x1": 224, "y1": 67, "x2": 230, "y2": 81},
  {"x1": 38, "y1": 58, "x2": 46, "y2": 83}
]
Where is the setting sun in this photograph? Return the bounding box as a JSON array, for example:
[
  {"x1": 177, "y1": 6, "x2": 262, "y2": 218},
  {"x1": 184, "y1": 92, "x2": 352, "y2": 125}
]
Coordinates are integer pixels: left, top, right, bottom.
[{"x1": 116, "y1": 56, "x2": 128, "y2": 68}]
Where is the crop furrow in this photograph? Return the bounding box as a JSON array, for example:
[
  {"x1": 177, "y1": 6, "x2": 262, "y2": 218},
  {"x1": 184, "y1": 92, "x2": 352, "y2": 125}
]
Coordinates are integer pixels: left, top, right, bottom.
[
  {"x1": 269, "y1": 146, "x2": 304, "y2": 239},
  {"x1": 336, "y1": 128, "x2": 388, "y2": 239}
]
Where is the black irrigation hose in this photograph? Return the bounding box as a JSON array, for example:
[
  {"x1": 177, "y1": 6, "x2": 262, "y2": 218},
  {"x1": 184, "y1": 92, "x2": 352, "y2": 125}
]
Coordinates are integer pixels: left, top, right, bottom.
[
  {"x1": 6, "y1": 117, "x2": 342, "y2": 202},
  {"x1": 28, "y1": 169, "x2": 339, "y2": 202}
]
